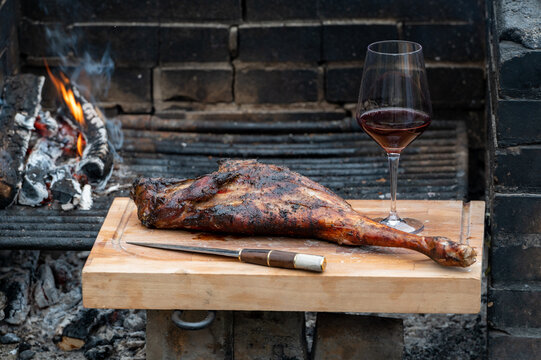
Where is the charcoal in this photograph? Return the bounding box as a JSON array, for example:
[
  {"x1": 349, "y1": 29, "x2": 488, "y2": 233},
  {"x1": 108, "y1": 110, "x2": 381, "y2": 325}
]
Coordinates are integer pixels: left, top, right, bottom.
[
  {"x1": 18, "y1": 137, "x2": 62, "y2": 206},
  {"x1": 1, "y1": 271, "x2": 31, "y2": 325},
  {"x1": 0, "y1": 75, "x2": 45, "y2": 208},
  {"x1": 49, "y1": 167, "x2": 82, "y2": 206},
  {"x1": 84, "y1": 345, "x2": 113, "y2": 360},
  {"x1": 18, "y1": 349, "x2": 35, "y2": 360},
  {"x1": 56, "y1": 308, "x2": 111, "y2": 351},
  {"x1": 0, "y1": 333, "x2": 20, "y2": 344},
  {"x1": 33, "y1": 264, "x2": 59, "y2": 309}
]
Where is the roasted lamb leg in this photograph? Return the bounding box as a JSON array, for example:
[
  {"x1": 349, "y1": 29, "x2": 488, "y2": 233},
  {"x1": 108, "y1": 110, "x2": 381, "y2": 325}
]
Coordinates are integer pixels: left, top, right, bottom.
[{"x1": 131, "y1": 159, "x2": 476, "y2": 267}]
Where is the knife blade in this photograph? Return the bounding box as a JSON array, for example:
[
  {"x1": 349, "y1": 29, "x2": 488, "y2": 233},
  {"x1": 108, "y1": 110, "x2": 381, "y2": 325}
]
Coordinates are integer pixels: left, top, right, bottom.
[{"x1": 126, "y1": 241, "x2": 326, "y2": 272}]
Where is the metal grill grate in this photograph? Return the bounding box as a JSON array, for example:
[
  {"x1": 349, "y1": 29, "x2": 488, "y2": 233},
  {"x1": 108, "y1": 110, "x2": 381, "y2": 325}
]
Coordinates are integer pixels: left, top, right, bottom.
[{"x1": 0, "y1": 117, "x2": 467, "y2": 249}]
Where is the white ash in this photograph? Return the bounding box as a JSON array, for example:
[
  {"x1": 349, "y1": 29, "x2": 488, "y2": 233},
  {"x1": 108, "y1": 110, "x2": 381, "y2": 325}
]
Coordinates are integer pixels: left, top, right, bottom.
[
  {"x1": 18, "y1": 137, "x2": 63, "y2": 206},
  {"x1": 0, "y1": 251, "x2": 147, "y2": 359},
  {"x1": 79, "y1": 184, "x2": 93, "y2": 210}
]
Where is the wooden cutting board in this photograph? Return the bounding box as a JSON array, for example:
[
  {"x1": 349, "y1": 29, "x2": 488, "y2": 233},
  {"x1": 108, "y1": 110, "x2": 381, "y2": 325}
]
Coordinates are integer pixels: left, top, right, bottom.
[{"x1": 82, "y1": 198, "x2": 485, "y2": 313}]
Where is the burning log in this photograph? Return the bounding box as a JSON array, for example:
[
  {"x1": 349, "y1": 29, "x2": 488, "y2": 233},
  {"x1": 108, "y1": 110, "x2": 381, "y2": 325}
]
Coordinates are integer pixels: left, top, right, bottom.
[
  {"x1": 47, "y1": 67, "x2": 113, "y2": 189},
  {"x1": 75, "y1": 87, "x2": 113, "y2": 189},
  {"x1": 0, "y1": 74, "x2": 45, "y2": 208}
]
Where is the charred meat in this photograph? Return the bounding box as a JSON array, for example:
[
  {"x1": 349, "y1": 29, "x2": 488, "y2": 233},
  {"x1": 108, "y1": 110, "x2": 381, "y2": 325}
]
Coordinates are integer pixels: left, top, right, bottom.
[{"x1": 131, "y1": 159, "x2": 476, "y2": 267}]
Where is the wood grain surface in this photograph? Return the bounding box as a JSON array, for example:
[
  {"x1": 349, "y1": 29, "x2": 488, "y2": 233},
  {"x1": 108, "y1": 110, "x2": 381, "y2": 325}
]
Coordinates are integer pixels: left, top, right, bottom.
[{"x1": 82, "y1": 198, "x2": 485, "y2": 313}]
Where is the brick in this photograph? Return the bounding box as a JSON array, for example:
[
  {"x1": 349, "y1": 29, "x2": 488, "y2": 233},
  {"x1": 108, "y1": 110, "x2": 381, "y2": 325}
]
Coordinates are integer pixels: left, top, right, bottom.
[
  {"x1": 312, "y1": 314, "x2": 403, "y2": 360},
  {"x1": 497, "y1": 100, "x2": 541, "y2": 146},
  {"x1": 74, "y1": 24, "x2": 159, "y2": 67},
  {"x1": 491, "y1": 246, "x2": 541, "y2": 283},
  {"x1": 493, "y1": 194, "x2": 541, "y2": 234},
  {"x1": 494, "y1": 147, "x2": 541, "y2": 190},
  {"x1": 498, "y1": 0, "x2": 541, "y2": 50},
  {"x1": 245, "y1": 0, "x2": 317, "y2": 20},
  {"x1": 99, "y1": 68, "x2": 152, "y2": 113},
  {"x1": 18, "y1": 20, "x2": 61, "y2": 58},
  {"x1": 325, "y1": 65, "x2": 363, "y2": 103},
  {"x1": 403, "y1": 24, "x2": 484, "y2": 62},
  {"x1": 318, "y1": 0, "x2": 482, "y2": 22},
  {"x1": 235, "y1": 67, "x2": 319, "y2": 104},
  {"x1": 238, "y1": 24, "x2": 321, "y2": 62},
  {"x1": 322, "y1": 24, "x2": 398, "y2": 61},
  {"x1": 21, "y1": 0, "x2": 160, "y2": 22},
  {"x1": 146, "y1": 310, "x2": 233, "y2": 359},
  {"x1": 489, "y1": 289, "x2": 541, "y2": 328},
  {"x1": 0, "y1": 0, "x2": 16, "y2": 49},
  {"x1": 233, "y1": 311, "x2": 307, "y2": 360},
  {"x1": 488, "y1": 332, "x2": 541, "y2": 360},
  {"x1": 154, "y1": 65, "x2": 233, "y2": 104},
  {"x1": 160, "y1": 25, "x2": 230, "y2": 63},
  {"x1": 318, "y1": 0, "x2": 396, "y2": 19},
  {"x1": 159, "y1": 0, "x2": 241, "y2": 21},
  {"x1": 499, "y1": 42, "x2": 541, "y2": 99},
  {"x1": 426, "y1": 66, "x2": 485, "y2": 109}
]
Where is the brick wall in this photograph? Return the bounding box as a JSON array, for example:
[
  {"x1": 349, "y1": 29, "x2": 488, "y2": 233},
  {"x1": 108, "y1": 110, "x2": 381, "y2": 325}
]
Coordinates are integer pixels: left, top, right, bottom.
[
  {"x1": 486, "y1": 0, "x2": 541, "y2": 358},
  {"x1": 18, "y1": 0, "x2": 485, "y2": 113},
  {"x1": 0, "y1": 0, "x2": 19, "y2": 89},
  {"x1": 18, "y1": 0, "x2": 487, "y2": 197}
]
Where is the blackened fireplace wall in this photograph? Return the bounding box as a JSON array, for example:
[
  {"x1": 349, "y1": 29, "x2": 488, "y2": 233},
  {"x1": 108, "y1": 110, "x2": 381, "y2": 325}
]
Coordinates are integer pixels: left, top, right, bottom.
[{"x1": 7, "y1": 0, "x2": 487, "y2": 199}]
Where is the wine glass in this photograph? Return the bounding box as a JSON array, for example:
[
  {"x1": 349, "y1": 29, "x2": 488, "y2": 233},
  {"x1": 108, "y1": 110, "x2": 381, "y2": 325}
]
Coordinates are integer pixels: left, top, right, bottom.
[{"x1": 356, "y1": 40, "x2": 432, "y2": 234}]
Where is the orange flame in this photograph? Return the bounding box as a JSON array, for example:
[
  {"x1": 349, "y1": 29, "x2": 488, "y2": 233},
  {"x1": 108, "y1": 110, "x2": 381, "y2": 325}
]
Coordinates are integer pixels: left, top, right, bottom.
[
  {"x1": 77, "y1": 133, "x2": 86, "y2": 157},
  {"x1": 45, "y1": 61, "x2": 85, "y2": 127}
]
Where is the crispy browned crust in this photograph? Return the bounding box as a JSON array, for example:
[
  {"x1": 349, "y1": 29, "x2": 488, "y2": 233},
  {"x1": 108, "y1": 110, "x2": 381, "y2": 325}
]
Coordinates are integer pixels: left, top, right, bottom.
[{"x1": 130, "y1": 159, "x2": 476, "y2": 267}]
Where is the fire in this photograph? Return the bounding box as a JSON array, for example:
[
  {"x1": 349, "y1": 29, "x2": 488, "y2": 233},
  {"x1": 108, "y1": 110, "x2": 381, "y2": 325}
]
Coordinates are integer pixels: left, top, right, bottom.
[
  {"x1": 77, "y1": 133, "x2": 86, "y2": 157},
  {"x1": 44, "y1": 61, "x2": 85, "y2": 127}
]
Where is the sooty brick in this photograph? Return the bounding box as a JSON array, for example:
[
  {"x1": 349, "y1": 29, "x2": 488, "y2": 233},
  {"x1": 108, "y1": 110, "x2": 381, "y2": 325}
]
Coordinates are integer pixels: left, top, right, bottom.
[
  {"x1": 74, "y1": 24, "x2": 159, "y2": 66},
  {"x1": 491, "y1": 245, "x2": 541, "y2": 283},
  {"x1": 489, "y1": 288, "x2": 541, "y2": 329},
  {"x1": 498, "y1": 42, "x2": 541, "y2": 99},
  {"x1": 492, "y1": 194, "x2": 541, "y2": 234},
  {"x1": 489, "y1": 333, "x2": 541, "y2": 360},
  {"x1": 99, "y1": 68, "x2": 152, "y2": 113},
  {"x1": 427, "y1": 66, "x2": 485, "y2": 109},
  {"x1": 21, "y1": 0, "x2": 159, "y2": 22},
  {"x1": 235, "y1": 67, "x2": 319, "y2": 104},
  {"x1": 322, "y1": 24, "x2": 398, "y2": 61},
  {"x1": 159, "y1": 0, "x2": 241, "y2": 21},
  {"x1": 325, "y1": 65, "x2": 363, "y2": 103},
  {"x1": 155, "y1": 66, "x2": 233, "y2": 104},
  {"x1": 245, "y1": 0, "x2": 317, "y2": 20},
  {"x1": 318, "y1": 0, "x2": 482, "y2": 22},
  {"x1": 160, "y1": 25, "x2": 230, "y2": 63},
  {"x1": 497, "y1": 100, "x2": 541, "y2": 146},
  {"x1": 0, "y1": 0, "x2": 16, "y2": 49},
  {"x1": 238, "y1": 24, "x2": 321, "y2": 62},
  {"x1": 18, "y1": 20, "x2": 63, "y2": 58},
  {"x1": 494, "y1": 147, "x2": 541, "y2": 190},
  {"x1": 403, "y1": 24, "x2": 484, "y2": 62}
]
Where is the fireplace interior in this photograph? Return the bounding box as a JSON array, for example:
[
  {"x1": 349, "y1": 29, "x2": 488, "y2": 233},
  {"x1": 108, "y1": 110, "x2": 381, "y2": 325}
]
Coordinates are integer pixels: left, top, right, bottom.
[{"x1": 1, "y1": 0, "x2": 538, "y2": 359}]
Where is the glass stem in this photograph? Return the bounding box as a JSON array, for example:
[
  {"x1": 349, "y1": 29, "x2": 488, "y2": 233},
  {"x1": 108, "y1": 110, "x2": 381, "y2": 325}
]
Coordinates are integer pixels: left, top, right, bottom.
[{"x1": 387, "y1": 152, "x2": 400, "y2": 222}]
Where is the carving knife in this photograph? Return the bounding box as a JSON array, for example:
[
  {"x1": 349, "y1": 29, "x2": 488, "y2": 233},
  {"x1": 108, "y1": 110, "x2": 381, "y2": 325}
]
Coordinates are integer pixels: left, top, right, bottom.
[{"x1": 126, "y1": 241, "x2": 326, "y2": 272}]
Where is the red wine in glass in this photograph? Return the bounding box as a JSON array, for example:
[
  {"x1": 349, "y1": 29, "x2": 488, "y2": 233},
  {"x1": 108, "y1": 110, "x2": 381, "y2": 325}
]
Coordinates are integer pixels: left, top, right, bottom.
[
  {"x1": 356, "y1": 40, "x2": 432, "y2": 234},
  {"x1": 357, "y1": 108, "x2": 431, "y2": 154}
]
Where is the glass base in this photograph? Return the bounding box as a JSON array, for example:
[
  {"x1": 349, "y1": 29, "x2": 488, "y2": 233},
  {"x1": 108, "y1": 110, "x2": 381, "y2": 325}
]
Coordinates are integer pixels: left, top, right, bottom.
[{"x1": 374, "y1": 216, "x2": 424, "y2": 234}]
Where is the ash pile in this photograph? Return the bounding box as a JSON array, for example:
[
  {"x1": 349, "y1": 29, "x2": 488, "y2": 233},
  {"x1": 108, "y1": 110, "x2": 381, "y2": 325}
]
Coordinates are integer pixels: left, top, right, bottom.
[
  {"x1": 0, "y1": 73, "x2": 121, "y2": 211},
  {"x1": 0, "y1": 250, "x2": 146, "y2": 360}
]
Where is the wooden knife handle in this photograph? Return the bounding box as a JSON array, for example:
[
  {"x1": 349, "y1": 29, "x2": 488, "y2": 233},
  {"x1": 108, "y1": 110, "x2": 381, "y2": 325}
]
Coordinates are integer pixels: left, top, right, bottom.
[{"x1": 239, "y1": 249, "x2": 326, "y2": 272}]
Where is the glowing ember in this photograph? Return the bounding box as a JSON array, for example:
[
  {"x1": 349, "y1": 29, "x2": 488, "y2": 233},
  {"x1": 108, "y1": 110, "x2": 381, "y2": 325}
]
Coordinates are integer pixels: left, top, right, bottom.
[
  {"x1": 77, "y1": 133, "x2": 86, "y2": 157},
  {"x1": 45, "y1": 61, "x2": 85, "y2": 127}
]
